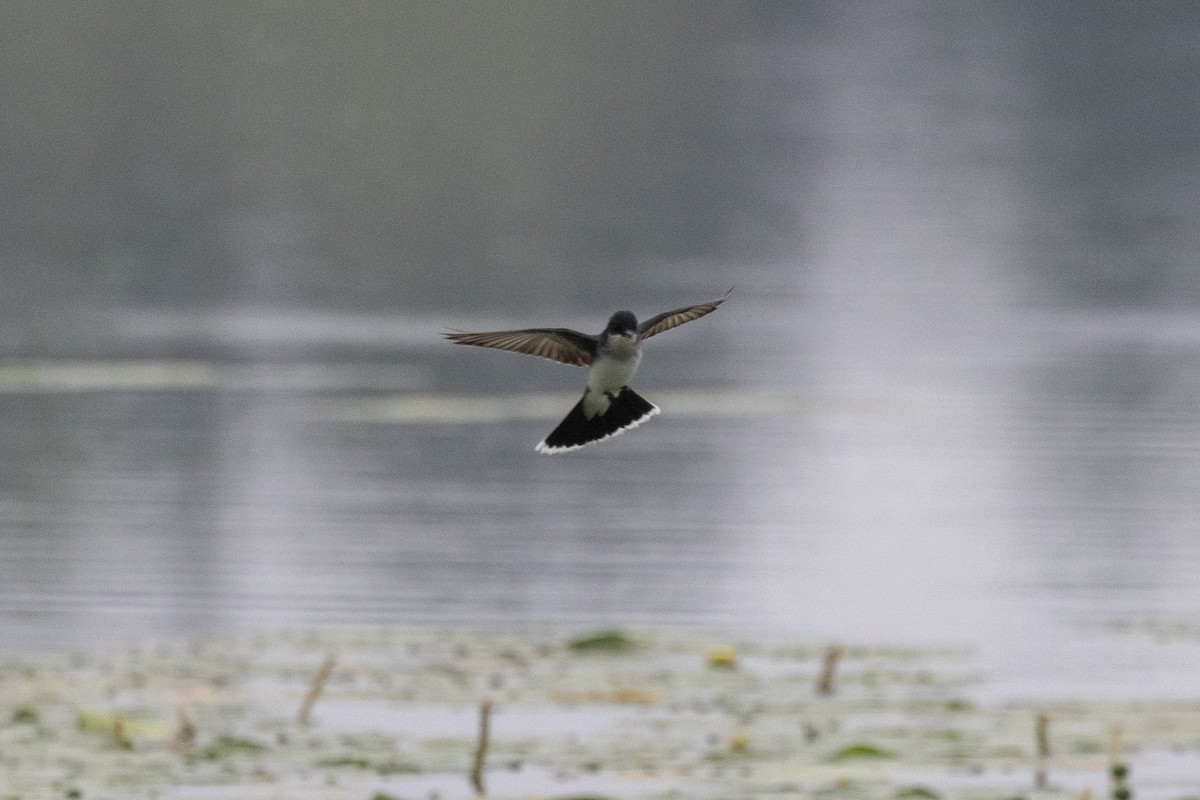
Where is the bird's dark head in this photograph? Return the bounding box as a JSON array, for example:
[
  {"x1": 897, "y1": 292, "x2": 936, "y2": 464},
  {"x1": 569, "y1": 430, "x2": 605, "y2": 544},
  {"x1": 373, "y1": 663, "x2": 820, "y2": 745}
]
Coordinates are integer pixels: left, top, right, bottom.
[{"x1": 604, "y1": 310, "x2": 638, "y2": 336}]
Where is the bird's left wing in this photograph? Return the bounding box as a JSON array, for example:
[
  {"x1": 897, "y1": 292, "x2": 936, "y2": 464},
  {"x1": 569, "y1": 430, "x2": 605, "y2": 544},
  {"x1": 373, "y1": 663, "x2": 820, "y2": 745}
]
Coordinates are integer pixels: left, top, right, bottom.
[
  {"x1": 444, "y1": 327, "x2": 597, "y2": 367},
  {"x1": 638, "y1": 287, "x2": 733, "y2": 340}
]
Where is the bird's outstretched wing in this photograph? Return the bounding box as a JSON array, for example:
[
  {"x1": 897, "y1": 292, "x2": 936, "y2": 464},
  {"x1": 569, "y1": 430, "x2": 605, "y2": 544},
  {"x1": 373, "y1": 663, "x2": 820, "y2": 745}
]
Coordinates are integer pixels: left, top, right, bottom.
[
  {"x1": 444, "y1": 327, "x2": 598, "y2": 367},
  {"x1": 638, "y1": 287, "x2": 733, "y2": 340}
]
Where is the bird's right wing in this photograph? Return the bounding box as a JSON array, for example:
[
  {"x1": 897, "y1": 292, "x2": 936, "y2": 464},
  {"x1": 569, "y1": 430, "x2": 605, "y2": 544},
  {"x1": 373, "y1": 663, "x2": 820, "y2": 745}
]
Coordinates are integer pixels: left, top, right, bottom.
[
  {"x1": 444, "y1": 327, "x2": 597, "y2": 367},
  {"x1": 638, "y1": 287, "x2": 733, "y2": 340}
]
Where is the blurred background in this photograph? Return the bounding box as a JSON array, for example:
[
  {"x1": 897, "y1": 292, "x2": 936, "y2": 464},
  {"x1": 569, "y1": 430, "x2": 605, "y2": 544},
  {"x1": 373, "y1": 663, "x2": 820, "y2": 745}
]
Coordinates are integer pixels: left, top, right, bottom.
[{"x1": 3, "y1": 2, "x2": 1200, "y2": 697}]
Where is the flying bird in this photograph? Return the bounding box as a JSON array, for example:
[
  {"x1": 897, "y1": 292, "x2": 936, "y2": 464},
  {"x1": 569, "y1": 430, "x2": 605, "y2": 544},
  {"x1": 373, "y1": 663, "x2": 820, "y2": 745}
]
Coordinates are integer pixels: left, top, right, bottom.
[{"x1": 445, "y1": 288, "x2": 732, "y2": 453}]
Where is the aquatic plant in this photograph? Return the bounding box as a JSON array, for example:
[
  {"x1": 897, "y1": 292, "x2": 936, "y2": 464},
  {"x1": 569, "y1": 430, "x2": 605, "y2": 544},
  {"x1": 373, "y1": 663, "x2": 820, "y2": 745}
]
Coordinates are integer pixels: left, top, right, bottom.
[
  {"x1": 566, "y1": 630, "x2": 636, "y2": 653},
  {"x1": 827, "y1": 742, "x2": 895, "y2": 761},
  {"x1": 199, "y1": 735, "x2": 267, "y2": 761},
  {"x1": 706, "y1": 645, "x2": 737, "y2": 669}
]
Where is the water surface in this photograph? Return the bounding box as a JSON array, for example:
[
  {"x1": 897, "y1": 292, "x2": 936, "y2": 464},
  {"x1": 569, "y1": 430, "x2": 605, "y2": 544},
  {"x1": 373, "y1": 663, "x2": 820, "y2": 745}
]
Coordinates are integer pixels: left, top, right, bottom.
[{"x1": 3, "y1": 4, "x2": 1200, "y2": 699}]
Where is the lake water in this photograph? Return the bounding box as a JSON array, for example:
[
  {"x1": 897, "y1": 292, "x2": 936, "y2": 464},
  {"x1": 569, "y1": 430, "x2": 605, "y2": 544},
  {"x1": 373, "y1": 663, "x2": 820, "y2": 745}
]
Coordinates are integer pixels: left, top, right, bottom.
[{"x1": 3, "y1": 4, "x2": 1200, "y2": 700}]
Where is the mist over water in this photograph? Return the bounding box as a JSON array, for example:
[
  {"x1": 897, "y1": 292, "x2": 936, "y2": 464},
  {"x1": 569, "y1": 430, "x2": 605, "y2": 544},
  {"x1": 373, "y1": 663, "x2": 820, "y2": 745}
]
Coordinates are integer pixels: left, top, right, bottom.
[{"x1": 4, "y1": 3, "x2": 1200, "y2": 698}]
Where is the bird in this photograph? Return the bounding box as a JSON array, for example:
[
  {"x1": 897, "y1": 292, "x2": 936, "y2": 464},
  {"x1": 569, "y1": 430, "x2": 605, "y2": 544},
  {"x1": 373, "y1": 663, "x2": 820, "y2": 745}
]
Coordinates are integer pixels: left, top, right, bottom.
[{"x1": 444, "y1": 288, "x2": 731, "y2": 453}]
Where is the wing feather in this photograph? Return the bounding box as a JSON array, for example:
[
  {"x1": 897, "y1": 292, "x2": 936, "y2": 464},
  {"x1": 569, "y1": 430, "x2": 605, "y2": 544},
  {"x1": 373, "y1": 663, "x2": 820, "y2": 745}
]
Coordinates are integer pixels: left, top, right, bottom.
[
  {"x1": 444, "y1": 327, "x2": 597, "y2": 366},
  {"x1": 638, "y1": 287, "x2": 733, "y2": 340}
]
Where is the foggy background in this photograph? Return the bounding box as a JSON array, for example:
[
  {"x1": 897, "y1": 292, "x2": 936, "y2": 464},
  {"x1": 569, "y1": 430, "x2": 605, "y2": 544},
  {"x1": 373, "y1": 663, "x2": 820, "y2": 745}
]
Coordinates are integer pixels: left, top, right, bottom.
[{"x1": 3, "y1": 2, "x2": 1200, "y2": 697}]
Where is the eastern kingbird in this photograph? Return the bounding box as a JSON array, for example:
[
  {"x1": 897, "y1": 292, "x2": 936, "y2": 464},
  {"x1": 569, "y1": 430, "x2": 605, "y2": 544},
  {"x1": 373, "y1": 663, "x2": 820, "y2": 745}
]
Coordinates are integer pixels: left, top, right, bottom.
[{"x1": 445, "y1": 288, "x2": 731, "y2": 453}]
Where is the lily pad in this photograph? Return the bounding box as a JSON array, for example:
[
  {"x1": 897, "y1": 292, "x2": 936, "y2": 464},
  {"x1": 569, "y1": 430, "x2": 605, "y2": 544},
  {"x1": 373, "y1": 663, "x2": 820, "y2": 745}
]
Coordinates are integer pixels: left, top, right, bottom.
[
  {"x1": 566, "y1": 630, "x2": 636, "y2": 653},
  {"x1": 828, "y1": 742, "x2": 895, "y2": 761}
]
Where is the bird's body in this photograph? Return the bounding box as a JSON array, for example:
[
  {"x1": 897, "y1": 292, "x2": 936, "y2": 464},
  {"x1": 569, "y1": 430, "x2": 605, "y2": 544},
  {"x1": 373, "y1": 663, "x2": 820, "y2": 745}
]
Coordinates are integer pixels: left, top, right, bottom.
[
  {"x1": 582, "y1": 320, "x2": 641, "y2": 417},
  {"x1": 445, "y1": 289, "x2": 730, "y2": 452}
]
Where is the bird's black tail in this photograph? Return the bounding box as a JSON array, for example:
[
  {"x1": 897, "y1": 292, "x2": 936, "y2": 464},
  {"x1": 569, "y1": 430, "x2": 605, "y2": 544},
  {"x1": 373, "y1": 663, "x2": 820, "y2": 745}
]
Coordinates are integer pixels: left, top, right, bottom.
[{"x1": 536, "y1": 387, "x2": 659, "y2": 453}]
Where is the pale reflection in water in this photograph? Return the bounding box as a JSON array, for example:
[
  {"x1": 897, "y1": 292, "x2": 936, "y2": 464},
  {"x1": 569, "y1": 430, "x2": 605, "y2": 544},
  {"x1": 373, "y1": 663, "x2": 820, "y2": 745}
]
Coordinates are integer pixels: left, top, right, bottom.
[{"x1": 3, "y1": 4, "x2": 1200, "y2": 703}]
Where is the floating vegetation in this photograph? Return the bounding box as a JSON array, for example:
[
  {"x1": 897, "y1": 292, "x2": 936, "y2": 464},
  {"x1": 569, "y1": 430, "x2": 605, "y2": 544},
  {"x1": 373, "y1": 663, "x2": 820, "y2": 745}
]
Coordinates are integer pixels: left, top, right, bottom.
[
  {"x1": 75, "y1": 709, "x2": 171, "y2": 743},
  {"x1": 374, "y1": 758, "x2": 422, "y2": 775},
  {"x1": 1, "y1": 628, "x2": 1198, "y2": 799},
  {"x1": 566, "y1": 629, "x2": 637, "y2": 653},
  {"x1": 0, "y1": 359, "x2": 216, "y2": 393},
  {"x1": 553, "y1": 687, "x2": 665, "y2": 705},
  {"x1": 199, "y1": 735, "x2": 268, "y2": 760},
  {"x1": 827, "y1": 743, "x2": 896, "y2": 761},
  {"x1": 706, "y1": 645, "x2": 738, "y2": 669},
  {"x1": 11, "y1": 705, "x2": 38, "y2": 724},
  {"x1": 893, "y1": 787, "x2": 940, "y2": 799},
  {"x1": 313, "y1": 754, "x2": 372, "y2": 769}
]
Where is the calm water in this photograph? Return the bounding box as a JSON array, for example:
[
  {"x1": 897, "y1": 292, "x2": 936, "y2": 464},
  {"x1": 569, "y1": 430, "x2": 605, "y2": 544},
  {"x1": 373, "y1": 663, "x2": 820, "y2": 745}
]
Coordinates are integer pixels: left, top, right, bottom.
[{"x1": 4, "y1": 4, "x2": 1200, "y2": 699}]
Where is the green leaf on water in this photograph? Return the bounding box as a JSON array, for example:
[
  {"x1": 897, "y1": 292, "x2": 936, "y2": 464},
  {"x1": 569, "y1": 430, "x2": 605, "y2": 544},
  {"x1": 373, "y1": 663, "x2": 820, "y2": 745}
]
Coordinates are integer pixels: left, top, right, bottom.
[
  {"x1": 567, "y1": 630, "x2": 636, "y2": 653},
  {"x1": 827, "y1": 742, "x2": 895, "y2": 761},
  {"x1": 12, "y1": 705, "x2": 39, "y2": 724},
  {"x1": 200, "y1": 735, "x2": 267, "y2": 760}
]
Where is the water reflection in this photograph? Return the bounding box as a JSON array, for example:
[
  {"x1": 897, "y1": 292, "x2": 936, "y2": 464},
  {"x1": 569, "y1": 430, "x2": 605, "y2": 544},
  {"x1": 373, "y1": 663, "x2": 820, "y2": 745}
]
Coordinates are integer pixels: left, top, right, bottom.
[
  {"x1": 2, "y1": 5, "x2": 1200, "y2": 699},
  {"x1": 1018, "y1": 331, "x2": 1200, "y2": 607}
]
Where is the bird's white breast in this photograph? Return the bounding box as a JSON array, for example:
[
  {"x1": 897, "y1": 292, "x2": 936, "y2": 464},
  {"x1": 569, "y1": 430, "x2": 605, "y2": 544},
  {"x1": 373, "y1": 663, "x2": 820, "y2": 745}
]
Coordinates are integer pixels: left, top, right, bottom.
[
  {"x1": 583, "y1": 336, "x2": 642, "y2": 417},
  {"x1": 587, "y1": 350, "x2": 640, "y2": 393}
]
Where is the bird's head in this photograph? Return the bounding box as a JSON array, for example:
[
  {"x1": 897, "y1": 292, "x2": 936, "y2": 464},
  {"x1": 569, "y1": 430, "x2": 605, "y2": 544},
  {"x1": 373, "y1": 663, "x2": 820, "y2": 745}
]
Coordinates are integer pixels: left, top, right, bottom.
[{"x1": 604, "y1": 310, "x2": 638, "y2": 338}]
